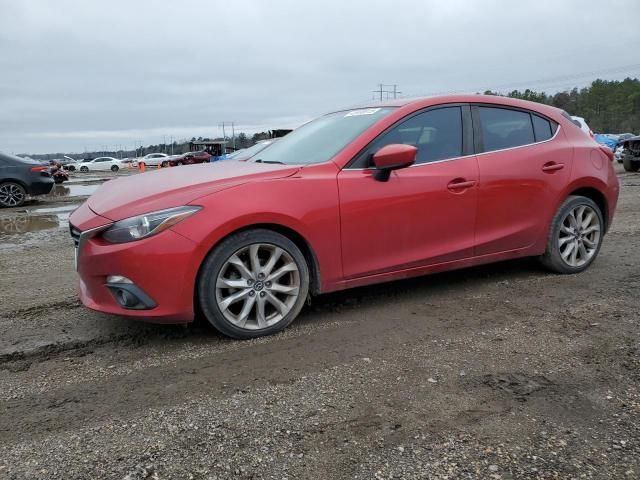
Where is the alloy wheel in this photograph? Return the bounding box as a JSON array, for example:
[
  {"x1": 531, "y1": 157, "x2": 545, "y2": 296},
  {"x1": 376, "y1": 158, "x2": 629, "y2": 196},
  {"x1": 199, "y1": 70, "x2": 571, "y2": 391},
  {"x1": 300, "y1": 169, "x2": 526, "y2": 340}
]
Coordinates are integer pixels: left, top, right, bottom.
[
  {"x1": 215, "y1": 243, "x2": 301, "y2": 330},
  {"x1": 0, "y1": 183, "x2": 26, "y2": 207},
  {"x1": 558, "y1": 204, "x2": 601, "y2": 267}
]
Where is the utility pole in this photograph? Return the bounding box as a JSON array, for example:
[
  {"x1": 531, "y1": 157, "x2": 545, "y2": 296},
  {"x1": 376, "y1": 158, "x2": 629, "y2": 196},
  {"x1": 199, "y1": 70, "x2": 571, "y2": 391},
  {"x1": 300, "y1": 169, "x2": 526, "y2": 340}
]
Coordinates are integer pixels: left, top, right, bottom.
[
  {"x1": 231, "y1": 122, "x2": 235, "y2": 149},
  {"x1": 373, "y1": 84, "x2": 401, "y2": 100}
]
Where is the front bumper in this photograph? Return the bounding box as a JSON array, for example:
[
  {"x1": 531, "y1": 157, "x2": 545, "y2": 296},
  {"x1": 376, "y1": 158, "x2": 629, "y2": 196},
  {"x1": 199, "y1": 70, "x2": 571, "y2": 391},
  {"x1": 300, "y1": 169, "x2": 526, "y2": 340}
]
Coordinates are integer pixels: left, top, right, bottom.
[{"x1": 70, "y1": 204, "x2": 199, "y2": 324}]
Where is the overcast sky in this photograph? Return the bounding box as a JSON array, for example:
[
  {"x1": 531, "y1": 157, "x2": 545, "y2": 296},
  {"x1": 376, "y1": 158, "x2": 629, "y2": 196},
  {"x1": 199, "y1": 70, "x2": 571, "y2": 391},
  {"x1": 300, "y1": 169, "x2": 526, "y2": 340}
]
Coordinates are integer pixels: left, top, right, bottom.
[{"x1": 1, "y1": 0, "x2": 639, "y2": 155}]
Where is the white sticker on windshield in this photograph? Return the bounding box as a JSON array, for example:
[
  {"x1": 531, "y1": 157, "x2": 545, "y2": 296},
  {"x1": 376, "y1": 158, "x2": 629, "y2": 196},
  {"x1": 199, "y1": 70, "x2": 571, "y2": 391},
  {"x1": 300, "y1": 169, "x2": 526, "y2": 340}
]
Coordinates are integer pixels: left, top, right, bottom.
[{"x1": 344, "y1": 108, "x2": 381, "y2": 117}]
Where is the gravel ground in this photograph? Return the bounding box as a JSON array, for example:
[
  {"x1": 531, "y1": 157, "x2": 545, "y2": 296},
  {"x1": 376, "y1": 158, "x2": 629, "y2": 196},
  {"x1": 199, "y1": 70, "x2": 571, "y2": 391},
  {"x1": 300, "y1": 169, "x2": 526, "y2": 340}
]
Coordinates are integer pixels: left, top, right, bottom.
[{"x1": 0, "y1": 165, "x2": 638, "y2": 479}]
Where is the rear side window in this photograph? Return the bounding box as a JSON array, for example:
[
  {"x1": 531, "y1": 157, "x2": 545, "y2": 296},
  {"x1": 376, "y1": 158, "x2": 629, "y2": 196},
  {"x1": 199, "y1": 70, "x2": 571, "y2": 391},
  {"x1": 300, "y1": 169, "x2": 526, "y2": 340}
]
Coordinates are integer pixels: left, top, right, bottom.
[
  {"x1": 356, "y1": 106, "x2": 463, "y2": 166},
  {"x1": 532, "y1": 114, "x2": 554, "y2": 142},
  {"x1": 478, "y1": 107, "x2": 535, "y2": 151}
]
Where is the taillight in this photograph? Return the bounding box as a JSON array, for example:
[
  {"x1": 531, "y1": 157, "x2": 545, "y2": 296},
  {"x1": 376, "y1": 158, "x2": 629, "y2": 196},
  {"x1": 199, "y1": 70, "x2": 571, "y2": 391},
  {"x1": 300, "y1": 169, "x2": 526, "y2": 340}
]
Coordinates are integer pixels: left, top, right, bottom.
[{"x1": 31, "y1": 166, "x2": 49, "y2": 172}]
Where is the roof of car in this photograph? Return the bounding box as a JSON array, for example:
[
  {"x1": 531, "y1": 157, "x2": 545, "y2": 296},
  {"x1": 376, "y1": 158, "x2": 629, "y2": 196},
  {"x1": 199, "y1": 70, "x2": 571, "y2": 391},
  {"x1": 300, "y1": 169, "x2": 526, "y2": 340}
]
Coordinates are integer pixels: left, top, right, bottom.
[{"x1": 341, "y1": 94, "x2": 562, "y2": 117}]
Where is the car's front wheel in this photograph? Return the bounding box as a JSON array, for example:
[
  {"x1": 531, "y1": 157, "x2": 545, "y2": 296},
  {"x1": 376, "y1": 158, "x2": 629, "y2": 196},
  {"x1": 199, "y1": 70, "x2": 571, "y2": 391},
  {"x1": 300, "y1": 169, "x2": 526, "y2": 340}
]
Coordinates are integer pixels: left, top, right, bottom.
[
  {"x1": 540, "y1": 195, "x2": 604, "y2": 274},
  {"x1": 80, "y1": 166, "x2": 89, "y2": 172},
  {"x1": 0, "y1": 182, "x2": 27, "y2": 208},
  {"x1": 198, "y1": 229, "x2": 310, "y2": 339},
  {"x1": 111, "y1": 165, "x2": 119, "y2": 172}
]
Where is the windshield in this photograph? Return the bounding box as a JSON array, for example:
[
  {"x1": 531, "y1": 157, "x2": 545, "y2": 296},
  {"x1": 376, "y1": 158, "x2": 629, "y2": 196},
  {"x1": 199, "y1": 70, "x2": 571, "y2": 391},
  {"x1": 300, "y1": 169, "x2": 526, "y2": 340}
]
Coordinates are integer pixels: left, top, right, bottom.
[{"x1": 252, "y1": 107, "x2": 395, "y2": 165}]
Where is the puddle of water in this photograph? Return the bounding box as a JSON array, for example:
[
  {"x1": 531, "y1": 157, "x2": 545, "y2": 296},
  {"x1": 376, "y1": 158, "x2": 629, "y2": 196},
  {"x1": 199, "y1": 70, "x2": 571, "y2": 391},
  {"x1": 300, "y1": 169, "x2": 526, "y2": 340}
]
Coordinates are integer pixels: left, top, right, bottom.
[
  {"x1": 0, "y1": 214, "x2": 60, "y2": 235},
  {"x1": 0, "y1": 204, "x2": 80, "y2": 235},
  {"x1": 46, "y1": 183, "x2": 99, "y2": 198}
]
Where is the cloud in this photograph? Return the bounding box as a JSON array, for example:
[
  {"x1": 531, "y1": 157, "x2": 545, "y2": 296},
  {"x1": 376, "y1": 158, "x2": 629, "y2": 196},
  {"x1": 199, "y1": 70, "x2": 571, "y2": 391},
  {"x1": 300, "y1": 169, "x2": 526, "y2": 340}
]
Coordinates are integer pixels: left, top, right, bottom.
[{"x1": 1, "y1": 0, "x2": 639, "y2": 154}]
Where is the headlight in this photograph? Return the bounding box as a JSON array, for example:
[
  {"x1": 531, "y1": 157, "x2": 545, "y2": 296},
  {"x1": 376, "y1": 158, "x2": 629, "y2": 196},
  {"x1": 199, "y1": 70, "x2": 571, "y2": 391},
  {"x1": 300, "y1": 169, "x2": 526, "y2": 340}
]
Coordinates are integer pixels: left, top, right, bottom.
[{"x1": 102, "y1": 206, "x2": 201, "y2": 244}]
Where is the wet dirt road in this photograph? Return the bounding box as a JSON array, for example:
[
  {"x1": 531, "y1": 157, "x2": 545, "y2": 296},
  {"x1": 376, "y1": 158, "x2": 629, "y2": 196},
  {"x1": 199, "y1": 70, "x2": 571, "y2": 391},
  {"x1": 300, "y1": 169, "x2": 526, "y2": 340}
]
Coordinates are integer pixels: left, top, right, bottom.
[{"x1": 0, "y1": 167, "x2": 639, "y2": 479}]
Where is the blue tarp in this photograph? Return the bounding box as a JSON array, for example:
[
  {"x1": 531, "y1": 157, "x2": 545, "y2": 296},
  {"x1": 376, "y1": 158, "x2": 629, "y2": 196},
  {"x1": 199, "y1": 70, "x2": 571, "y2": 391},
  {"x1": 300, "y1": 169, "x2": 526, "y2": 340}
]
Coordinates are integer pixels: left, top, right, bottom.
[{"x1": 594, "y1": 134, "x2": 617, "y2": 150}]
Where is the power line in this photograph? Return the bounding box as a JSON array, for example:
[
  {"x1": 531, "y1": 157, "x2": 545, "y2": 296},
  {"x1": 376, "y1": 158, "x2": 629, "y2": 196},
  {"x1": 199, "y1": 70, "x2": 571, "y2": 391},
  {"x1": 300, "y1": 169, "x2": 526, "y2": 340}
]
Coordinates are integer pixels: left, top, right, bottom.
[{"x1": 402, "y1": 62, "x2": 640, "y2": 98}]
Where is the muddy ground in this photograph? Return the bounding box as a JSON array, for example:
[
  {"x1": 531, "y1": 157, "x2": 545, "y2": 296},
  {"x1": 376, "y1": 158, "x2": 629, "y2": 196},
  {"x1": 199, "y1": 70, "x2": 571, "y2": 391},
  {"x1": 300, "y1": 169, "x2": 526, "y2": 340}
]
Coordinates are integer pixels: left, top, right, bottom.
[{"x1": 0, "y1": 165, "x2": 638, "y2": 479}]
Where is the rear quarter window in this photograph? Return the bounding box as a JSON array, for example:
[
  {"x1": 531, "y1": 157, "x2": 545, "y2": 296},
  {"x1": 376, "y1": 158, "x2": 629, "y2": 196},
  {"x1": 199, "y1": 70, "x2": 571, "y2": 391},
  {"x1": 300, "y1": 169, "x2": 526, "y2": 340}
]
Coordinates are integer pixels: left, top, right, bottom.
[{"x1": 531, "y1": 114, "x2": 555, "y2": 142}]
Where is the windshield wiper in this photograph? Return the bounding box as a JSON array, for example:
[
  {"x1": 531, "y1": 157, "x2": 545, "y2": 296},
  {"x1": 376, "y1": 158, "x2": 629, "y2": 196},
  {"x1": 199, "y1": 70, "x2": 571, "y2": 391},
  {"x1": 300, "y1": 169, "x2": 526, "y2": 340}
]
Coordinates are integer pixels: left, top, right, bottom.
[{"x1": 253, "y1": 159, "x2": 284, "y2": 164}]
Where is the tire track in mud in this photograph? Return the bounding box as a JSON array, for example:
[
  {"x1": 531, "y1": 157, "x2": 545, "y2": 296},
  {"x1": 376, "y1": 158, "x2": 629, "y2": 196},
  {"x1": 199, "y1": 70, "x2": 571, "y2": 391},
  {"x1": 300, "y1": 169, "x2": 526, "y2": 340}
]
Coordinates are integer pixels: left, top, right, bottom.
[{"x1": 1, "y1": 297, "x2": 81, "y2": 318}]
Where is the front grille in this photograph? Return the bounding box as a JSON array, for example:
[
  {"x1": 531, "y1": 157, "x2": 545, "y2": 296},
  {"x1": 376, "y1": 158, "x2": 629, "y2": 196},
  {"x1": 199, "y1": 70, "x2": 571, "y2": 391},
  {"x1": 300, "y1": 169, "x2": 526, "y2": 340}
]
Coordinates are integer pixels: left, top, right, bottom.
[{"x1": 69, "y1": 224, "x2": 81, "y2": 247}]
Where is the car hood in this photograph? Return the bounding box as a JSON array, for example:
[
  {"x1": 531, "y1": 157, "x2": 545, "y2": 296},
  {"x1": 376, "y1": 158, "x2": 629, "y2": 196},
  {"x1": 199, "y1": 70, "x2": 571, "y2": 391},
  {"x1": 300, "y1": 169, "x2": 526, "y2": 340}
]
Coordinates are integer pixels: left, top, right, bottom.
[{"x1": 87, "y1": 161, "x2": 300, "y2": 220}]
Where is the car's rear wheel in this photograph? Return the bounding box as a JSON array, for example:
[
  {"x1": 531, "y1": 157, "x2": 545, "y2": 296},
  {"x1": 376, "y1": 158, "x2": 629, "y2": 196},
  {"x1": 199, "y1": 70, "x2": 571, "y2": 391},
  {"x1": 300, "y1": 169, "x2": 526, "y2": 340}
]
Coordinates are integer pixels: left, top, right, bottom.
[
  {"x1": 80, "y1": 166, "x2": 89, "y2": 172},
  {"x1": 177, "y1": 161, "x2": 183, "y2": 166},
  {"x1": 111, "y1": 165, "x2": 119, "y2": 172},
  {"x1": 0, "y1": 182, "x2": 27, "y2": 208},
  {"x1": 161, "y1": 161, "x2": 168, "y2": 168},
  {"x1": 198, "y1": 229, "x2": 310, "y2": 339},
  {"x1": 540, "y1": 195, "x2": 603, "y2": 274},
  {"x1": 623, "y1": 156, "x2": 639, "y2": 172}
]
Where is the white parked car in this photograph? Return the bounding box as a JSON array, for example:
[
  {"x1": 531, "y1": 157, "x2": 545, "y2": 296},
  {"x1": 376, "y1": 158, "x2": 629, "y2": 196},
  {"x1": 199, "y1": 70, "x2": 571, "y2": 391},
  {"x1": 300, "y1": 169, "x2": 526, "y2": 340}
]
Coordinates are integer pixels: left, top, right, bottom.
[
  {"x1": 78, "y1": 157, "x2": 126, "y2": 173},
  {"x1": 570, "y1": 116, "x2": 593, "y2": 137},
  {"x1": 137, "y1": 153, "x2": 169, "y2": 167}
]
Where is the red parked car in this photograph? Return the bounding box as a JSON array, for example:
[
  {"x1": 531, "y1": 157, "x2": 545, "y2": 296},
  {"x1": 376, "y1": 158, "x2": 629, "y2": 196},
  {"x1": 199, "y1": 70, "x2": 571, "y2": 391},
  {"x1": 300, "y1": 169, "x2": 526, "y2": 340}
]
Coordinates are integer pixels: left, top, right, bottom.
[
  {"x1": 70, "y1": 95, "x2": 619, "y2": 339},
  {"x1": 167, "y1": 150, "x2": 211, "y2": 167}
]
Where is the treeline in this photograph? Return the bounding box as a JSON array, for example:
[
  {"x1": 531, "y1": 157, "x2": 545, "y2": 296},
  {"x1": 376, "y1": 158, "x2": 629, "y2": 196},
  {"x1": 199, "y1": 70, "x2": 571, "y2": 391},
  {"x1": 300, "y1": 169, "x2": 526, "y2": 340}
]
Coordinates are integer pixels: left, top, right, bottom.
[{"x1": 484, "y1": 77, "x2": 640, "y2": 134}]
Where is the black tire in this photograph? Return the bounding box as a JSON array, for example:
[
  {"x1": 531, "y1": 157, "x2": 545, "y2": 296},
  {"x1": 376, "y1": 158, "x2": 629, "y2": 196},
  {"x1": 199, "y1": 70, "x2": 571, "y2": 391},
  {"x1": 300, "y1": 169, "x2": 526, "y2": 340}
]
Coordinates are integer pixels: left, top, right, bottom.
[
  {"x1": 0, "y1": 181, "x2": 27, "y2": 208},
  {"x1": 111, "y1": 165, "x2": 119, "y2": 172},
  {"x1": 161, "y1": 161, "x2": 168, "y2": 168},
  {"x1": 54, "y1": 177, "x2": 65, "y2": 184},
  {"x1": 80, "y1": 166, "x2": 88, "y2": 173},
  {"x1": 622, "y1": 156, "x2": 639, "y2": 172},
  {"x1": 198, "y1": 229, "x2": 310, "y2": 339},
  {"x1": 177, "y1": 161, "x2": 183, "y2": 166},
  {"x1": 540, "y1": 195, "x2": 604, "y2": 274},
  {"x1": 67, "y1": 165, "x2": 76, "y2": 171}
]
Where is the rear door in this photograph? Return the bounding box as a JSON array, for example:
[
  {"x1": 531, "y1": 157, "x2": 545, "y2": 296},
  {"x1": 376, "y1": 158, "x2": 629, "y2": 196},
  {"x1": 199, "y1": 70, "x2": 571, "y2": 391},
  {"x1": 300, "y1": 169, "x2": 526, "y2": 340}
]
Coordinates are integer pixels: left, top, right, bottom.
[
  {"x1": 473, "y1": 105, "x2": 572, "y2": 255},
  {"x1": 93, "y1": 158, "x2": 111, "y2": 171},
  {"x1": 338, "y1": 105, "x2": 479, "y2": 279}
]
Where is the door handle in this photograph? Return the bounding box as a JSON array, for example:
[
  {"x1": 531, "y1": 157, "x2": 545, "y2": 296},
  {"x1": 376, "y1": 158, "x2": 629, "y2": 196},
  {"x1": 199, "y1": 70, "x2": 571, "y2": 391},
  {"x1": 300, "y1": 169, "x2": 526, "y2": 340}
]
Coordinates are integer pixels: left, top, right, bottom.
[
  {"x1": 542, "y1": 162, "x2": 564, "y2": 172},
  {"x1": 447, "y1": 178, "x2": 476, "y2": 191}
]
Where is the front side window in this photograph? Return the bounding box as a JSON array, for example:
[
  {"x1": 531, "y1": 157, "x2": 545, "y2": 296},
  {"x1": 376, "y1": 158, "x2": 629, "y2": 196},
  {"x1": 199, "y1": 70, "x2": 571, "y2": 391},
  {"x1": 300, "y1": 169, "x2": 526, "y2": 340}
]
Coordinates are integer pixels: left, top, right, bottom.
[
  {"x1": 352, "y1": 106, "x2": 463, "y2": 167},
  {"x1": 478, "y1": 107, "x2": 535, "y2": 152}
]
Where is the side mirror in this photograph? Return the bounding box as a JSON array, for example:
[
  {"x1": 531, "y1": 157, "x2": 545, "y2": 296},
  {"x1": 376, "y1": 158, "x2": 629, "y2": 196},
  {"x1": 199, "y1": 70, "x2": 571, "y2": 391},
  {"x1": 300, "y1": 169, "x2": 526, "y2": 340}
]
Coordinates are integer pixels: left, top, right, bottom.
[{"x1": 372, "y1": 144, "x2": 417, "y2": 181}]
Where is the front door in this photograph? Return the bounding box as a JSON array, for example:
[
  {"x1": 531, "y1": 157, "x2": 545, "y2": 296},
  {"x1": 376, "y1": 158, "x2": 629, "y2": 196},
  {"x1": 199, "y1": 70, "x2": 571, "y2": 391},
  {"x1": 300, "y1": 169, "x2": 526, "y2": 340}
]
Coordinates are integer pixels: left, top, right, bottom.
[{"x1": 337, "y1": 105, "x2": 479, "y2": 279}]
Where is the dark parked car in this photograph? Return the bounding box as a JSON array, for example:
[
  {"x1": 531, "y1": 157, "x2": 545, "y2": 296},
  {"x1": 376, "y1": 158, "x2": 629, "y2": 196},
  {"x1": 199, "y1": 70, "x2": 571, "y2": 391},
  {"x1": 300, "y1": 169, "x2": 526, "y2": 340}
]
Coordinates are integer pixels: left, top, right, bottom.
[
  {"x1": 619, "y1": 135, "x2": 640, "y2": 172},
  {"x1": 0, "y1": 152, "x2": 54, "y2": 207},
  {"x1": 168, "y1": 151, "x2": 211, "y2": 167}
]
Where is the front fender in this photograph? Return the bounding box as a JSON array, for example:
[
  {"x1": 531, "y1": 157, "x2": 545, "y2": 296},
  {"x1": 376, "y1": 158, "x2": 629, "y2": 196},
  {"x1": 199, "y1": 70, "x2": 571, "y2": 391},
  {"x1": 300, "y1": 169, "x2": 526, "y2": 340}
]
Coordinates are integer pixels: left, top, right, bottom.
[{"x1": 172, "y1": 164, "x2": 343, "y2": 293}]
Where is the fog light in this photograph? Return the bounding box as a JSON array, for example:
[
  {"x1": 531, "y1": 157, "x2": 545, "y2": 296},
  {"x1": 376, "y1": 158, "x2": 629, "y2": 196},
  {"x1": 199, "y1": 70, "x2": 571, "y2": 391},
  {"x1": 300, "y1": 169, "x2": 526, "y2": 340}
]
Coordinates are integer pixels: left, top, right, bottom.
[
  {"x1": 106, "y1": 275, "x2": 133, "y2": 284},
  {"x1": 104, "y1": 278, "x2": 157, "y2": 310},
  {"x1": 116, "y1": 288, "x2": 139, "y2": 308}
]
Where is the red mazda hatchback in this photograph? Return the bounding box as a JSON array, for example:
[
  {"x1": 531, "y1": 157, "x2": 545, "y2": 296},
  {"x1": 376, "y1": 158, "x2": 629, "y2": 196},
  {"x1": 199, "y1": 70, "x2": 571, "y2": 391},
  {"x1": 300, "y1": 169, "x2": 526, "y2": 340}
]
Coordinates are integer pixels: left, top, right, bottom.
[{"x1": 70, "y1": 95, "x2": 619, "y2": 338}]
